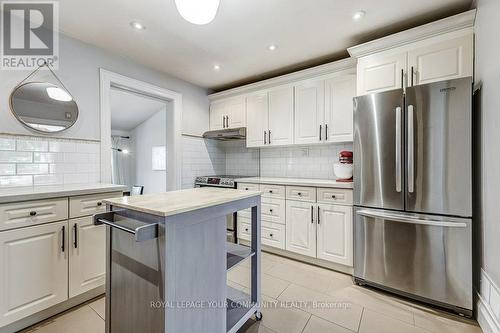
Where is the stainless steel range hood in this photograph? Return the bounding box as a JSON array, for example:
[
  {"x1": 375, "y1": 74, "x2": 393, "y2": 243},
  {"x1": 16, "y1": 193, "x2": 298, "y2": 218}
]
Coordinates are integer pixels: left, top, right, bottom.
[{"x1": 202, "y1": 127, "x2": 246, "y2": 140}]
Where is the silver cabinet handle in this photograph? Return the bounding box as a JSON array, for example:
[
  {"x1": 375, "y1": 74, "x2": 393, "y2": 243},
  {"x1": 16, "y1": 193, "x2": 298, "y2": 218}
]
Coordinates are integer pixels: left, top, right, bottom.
[
  {"x1": 319, "y1": 125, "x2": 322, "y2": 141},
  {"x1": 356, "y1": 210, "x2": 467, "y2": 228},
  {"x1": 408, "y1": 105, "x2": 415, "y2": 193},
  {"x1": 94, "y1": 212, "x2": 159, "y2": 242},
  {"x1": 395, "y1": 106, "x2": 402, "y2": 193}
]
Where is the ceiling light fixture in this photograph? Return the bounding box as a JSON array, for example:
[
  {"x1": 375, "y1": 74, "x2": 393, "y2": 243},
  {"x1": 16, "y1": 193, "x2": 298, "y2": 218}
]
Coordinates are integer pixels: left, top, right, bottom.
[
  {"x1": 130, "y1": 21, "x2": 146, "y2": 30},
  {"x1": 352, "y1": 10, "x2": 366, "y2": 21},
  {"x1": 267, "y1": 44, "x2": 277, "y2": 51},
  {"x1": 46, "y1": 87, "x2": 72, "y2": 102},
  {"x1": 175, "y1": 0, "x2": 220, "y2": 25},
  {"x1": 213, "y1": 64, "x2": 221, "y2": 71}
]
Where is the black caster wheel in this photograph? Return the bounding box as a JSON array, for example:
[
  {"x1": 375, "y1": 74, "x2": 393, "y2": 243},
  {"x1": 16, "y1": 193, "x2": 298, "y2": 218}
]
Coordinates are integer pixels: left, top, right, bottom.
[{"x1": 255, "y1": 311, "x2": 263, "y2": 321}]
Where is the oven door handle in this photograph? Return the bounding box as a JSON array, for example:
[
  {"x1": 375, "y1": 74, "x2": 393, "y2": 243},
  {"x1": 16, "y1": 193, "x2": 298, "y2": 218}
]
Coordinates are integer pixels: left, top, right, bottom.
[{"x1": 94, "y1": 212, "x2": 159, "y2": 242}]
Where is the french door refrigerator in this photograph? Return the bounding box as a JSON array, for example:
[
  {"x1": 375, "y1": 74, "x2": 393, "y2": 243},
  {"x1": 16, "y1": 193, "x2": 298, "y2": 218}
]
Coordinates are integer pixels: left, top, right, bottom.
[{"x1": 353, "y1": 77, "x2": 473, "y2": 317}]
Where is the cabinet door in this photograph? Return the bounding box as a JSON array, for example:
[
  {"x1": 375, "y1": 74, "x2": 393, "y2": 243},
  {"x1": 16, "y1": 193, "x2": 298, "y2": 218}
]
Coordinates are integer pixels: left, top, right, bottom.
[
  {"x1": 285, "y1": 201, "x2": 316, "y2": 257},
  {"x1": 357, "y1": 51, "x2": 407, "y2": 96},
  {"x1": 317, "y1": 204, "x2": 352, "y2": 266},
  {"x1": 246, "y1": 92, "x2": 268, "y2": 147},
  {"x1": 408, "y1": 34, "x2": 473, "y2": 86},
  {"x1": 294, "y1": 79, "x2": 324, "y2": 145},
  {"x1": 268, "y1": 85, "x2": 294, "y2": 146},
  {"x1": 69, "y1": 216, "x2": 106, "y2": 297},
  {"x1": 209, "y1": 102, "x2": 226, "y2": 130},
  {"x1": 0, "y1": 221, "x2": 68, "y2": 326},
  {"x1": 226, "y1": 96, "x2": 246, "y2": 128},
  {"x1": 325, "y1": 74, "x2": 356, "y2": 142}
]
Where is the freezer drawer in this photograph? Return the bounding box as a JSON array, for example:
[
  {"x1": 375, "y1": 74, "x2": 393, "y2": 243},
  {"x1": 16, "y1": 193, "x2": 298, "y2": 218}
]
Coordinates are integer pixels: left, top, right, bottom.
[{"x1": 354, "y1": 207, "x2": 472, "y2": 312}]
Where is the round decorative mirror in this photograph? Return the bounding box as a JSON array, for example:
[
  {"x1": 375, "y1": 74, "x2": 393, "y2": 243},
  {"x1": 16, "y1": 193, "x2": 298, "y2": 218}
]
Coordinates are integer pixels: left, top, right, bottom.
[{"x1": 10, "y1": 82, "x2": 79, "y2": 133}]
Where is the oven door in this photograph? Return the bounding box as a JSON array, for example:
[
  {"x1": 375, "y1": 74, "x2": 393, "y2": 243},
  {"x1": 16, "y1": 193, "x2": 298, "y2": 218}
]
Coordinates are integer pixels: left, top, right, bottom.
[{"x1": 354, "y1": 207, "x2": 472, "y2": 311}]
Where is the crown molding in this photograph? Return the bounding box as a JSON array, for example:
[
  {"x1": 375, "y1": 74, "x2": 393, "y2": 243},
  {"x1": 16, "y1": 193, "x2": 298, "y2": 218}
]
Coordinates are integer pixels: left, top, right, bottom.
[
  {"x1": 208, "y1": 57, "x2": 357, "y2": 101},
  {"x1": 347, "y1": 9, "x2": 476, "y2": 58}
]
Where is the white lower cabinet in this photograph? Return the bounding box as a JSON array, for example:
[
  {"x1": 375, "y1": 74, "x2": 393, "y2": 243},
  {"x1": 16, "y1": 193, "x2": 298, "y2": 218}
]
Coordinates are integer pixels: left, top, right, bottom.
[
  {"x1": 0, "y1": 221, "x2": 68, "y2": 326},
  {"x1": 285, "y1": 201, "x2": 316, "y2": 257},
  {"x1": 316, "y1": 204, "x2": 353, "y2": 266},
  {"x1": 69, "y1": 216, "x2": 106, "y2": 297}
]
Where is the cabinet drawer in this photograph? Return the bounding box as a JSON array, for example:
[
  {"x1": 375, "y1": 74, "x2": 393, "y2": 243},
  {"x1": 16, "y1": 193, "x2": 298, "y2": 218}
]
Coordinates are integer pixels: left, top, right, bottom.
[
  {"x1": 286, "y1": 186, "x2": 316, "y2": 202},
  {"x1": 261, "y1": 184, "x2": 285, "y2": 199},
  {"x1": 237, "y1": 218, "x2": 285, "y2": 250},
  {"x1": 237, "y1": 183, "x2": 260, "y2": 192},
  {"x1": 69, "y1": 192, "x2": 122, "y2": 218},
  {"x1": 317, "y1": 188, "x2": 353, "y2": 205},
  {"x1": 261, "y1": 198, "x2": 285, "y2": 225},
  {"x1": 0, "y1": 198, "x2": 68, "y2": 231}
]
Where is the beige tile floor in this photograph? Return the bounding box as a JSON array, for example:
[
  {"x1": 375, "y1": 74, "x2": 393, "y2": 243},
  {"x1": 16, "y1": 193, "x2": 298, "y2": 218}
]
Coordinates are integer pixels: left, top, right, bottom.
[{"x1": 22, "y1": 252, "x2": 482, "y2": 333}]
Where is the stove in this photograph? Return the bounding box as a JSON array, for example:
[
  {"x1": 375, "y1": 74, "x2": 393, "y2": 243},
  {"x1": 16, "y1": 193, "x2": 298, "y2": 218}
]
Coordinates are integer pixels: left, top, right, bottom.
[
  {"x1": 194, "y1": 175, "x2": 251, "y2": 243},
  {"x1": 194, "y1": 175, "x2": 245, "y2": 189}
]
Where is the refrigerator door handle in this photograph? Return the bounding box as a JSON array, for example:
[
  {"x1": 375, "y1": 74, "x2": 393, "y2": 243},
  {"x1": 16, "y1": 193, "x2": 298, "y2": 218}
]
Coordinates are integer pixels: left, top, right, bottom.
[
  {"x1": 408, "y1": 104, "x2": 415, "y2": 193},
  {"x1": 395, "y1": 106, "x2": 402, "y2": 192},
  {"x1": 356, "y1": 210, "x2": 467, "y2": 228}
]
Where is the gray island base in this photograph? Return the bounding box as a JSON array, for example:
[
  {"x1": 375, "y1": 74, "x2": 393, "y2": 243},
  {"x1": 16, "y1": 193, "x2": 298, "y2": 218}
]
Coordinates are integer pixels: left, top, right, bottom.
[{"x1": 93, "y1": 187, "x2": 262, "y2": 333}]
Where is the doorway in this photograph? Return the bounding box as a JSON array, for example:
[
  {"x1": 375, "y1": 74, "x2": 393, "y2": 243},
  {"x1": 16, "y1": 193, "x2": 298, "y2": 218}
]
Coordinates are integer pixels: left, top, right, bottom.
[{"x1": 100, "y1": 69, "x2": 182, "y2": 192}]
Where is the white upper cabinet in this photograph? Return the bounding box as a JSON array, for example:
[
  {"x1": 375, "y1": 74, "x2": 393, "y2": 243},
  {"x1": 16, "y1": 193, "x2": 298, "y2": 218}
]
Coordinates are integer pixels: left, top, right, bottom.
[
  {"x1": 294, "y1": 79, "x2": 324, "y2": 145},
  {"x1": 356, "y1": 51, "x2": 407, "y2": 96},
  {"x1": 407, "y1": 34, "x2": 473, "y2": 86},
  {"x1": 246, "y1": 92, "x2": 268, "y2": 147},
  {"x1": 325, "y1": 74, "x2": 356, "y2": 142},
  {"x1": 209, "y1": 96, "x2": 246, "y2": 130},
  {"x1": 349, "y1": 11, "x2": 476, "y2": 96},
  {"x1": 267, "y1": 85, "x2": 294, "y2": 146},
  {"x1": 209, "y1": 102, "x2": 225, "y2": 130},
  {"x1": 316, "y1": 204, "x2": 353, "y2": 266}
]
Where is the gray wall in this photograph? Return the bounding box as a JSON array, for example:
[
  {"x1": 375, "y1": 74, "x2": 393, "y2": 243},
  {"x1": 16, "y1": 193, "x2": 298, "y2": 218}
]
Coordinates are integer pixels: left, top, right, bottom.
[
  {"x1": 131, "y1": 108, "x2": 167, "y2": 194},
  {"x1": 0, "y1": 33, "x2": 209, "y2": 140},
  {"x1": 474, "y1": 0, "x2": 500, "y2": 288}
]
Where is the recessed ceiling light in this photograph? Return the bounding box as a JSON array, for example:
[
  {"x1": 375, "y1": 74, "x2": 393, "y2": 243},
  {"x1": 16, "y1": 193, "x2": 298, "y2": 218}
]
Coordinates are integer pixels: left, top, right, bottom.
[
  {"x1": 175, "y1": 0, "x2": 220, "y2": 25},
  {"x1": 267, "y1": 44, "x2": 277, "y2": 51},
  {"x1": 353, "y1": 10, "x2": 366, "y2": 21},
  {"x1": 213, "y1": 64, "x2": 220, "y2": 71},
  {"x1": 130, "y1": 21, "x2": 146, "y2": 30}
]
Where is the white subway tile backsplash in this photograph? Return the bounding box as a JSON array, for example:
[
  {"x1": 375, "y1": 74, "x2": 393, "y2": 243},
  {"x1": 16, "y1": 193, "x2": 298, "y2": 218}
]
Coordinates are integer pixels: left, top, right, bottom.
[
  {"x1": 17, "y1": 164, "x2": 49, "y2": 175},
  {"x1": 0, "y1": 135, "x2": 100, "y2": 188},
  {"x1": 0, "y1": 175, "x2": 32, "y2": 187},
  {"x1": 0, "y1": 138, "x2": 16, "y2": 151},
  {"x1": 0, "y1": 164, "x2": 16, "y2": 176},
  {"x1": 34, "y1": 152, "x2": 64, "y2": 163},
  {"x1": 33, "y1": 174, "x2": 64, "y2": 185},
  {"x1": 49, "y1": 141, "x2": 76, "y2": 153},
  {"x1": 16, "y1": 139, "x2": 48, "y2": 152},
  {"x1": 0, "y1": 151, "x2": 32, "y2": 163}
]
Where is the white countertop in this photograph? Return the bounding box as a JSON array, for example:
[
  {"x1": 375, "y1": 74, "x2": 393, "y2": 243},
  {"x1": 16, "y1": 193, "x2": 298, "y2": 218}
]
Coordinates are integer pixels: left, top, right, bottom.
[
  {"x1": 0, "y1": 183, "x2": 127, "y2": 204},
  {"x1": 234, "y1": 177, "x2": 353, "y2": 189},
  {"x1": 104, "y1": 187, "x2": 261, "y2": 217}
]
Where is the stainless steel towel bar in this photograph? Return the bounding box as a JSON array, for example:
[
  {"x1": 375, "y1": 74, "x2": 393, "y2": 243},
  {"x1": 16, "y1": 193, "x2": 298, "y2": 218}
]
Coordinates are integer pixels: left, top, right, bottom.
[{"x1": 94, "y1": 212, "x2": 159, "y2": 242}]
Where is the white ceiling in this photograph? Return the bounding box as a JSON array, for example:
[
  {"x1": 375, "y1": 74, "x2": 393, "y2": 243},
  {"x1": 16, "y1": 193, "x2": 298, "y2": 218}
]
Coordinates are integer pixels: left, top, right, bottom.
[
  {"x1": 110, "y1": 88, "x2": 166, "y2": 131},
  {"x1": 58, "y1": 0, "x2": 471, "y2": 90}
]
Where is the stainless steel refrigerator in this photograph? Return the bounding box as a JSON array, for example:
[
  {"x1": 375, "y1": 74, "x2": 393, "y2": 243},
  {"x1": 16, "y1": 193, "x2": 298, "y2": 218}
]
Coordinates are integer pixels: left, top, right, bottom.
[{"x1": 353, "y1": 77, "x2": 473, "y2": 317}]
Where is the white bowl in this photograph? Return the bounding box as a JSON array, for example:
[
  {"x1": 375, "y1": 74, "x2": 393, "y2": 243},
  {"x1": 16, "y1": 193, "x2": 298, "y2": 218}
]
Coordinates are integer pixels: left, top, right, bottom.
[{"x1": 334, "y1": 163, "x2": 353, "y2": 180}]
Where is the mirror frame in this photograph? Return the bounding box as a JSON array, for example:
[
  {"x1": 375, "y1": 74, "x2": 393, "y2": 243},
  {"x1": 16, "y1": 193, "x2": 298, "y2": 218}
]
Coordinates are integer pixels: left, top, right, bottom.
[{"x1": 9, "y1": 81, "x2": 79, "y2": 134}]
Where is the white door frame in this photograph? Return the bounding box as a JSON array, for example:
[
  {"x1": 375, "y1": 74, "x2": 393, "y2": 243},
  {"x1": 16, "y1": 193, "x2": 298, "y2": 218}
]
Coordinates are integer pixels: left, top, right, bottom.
[{"x1": 99, "y1": 69, "x2": 182, "y2": 191}]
